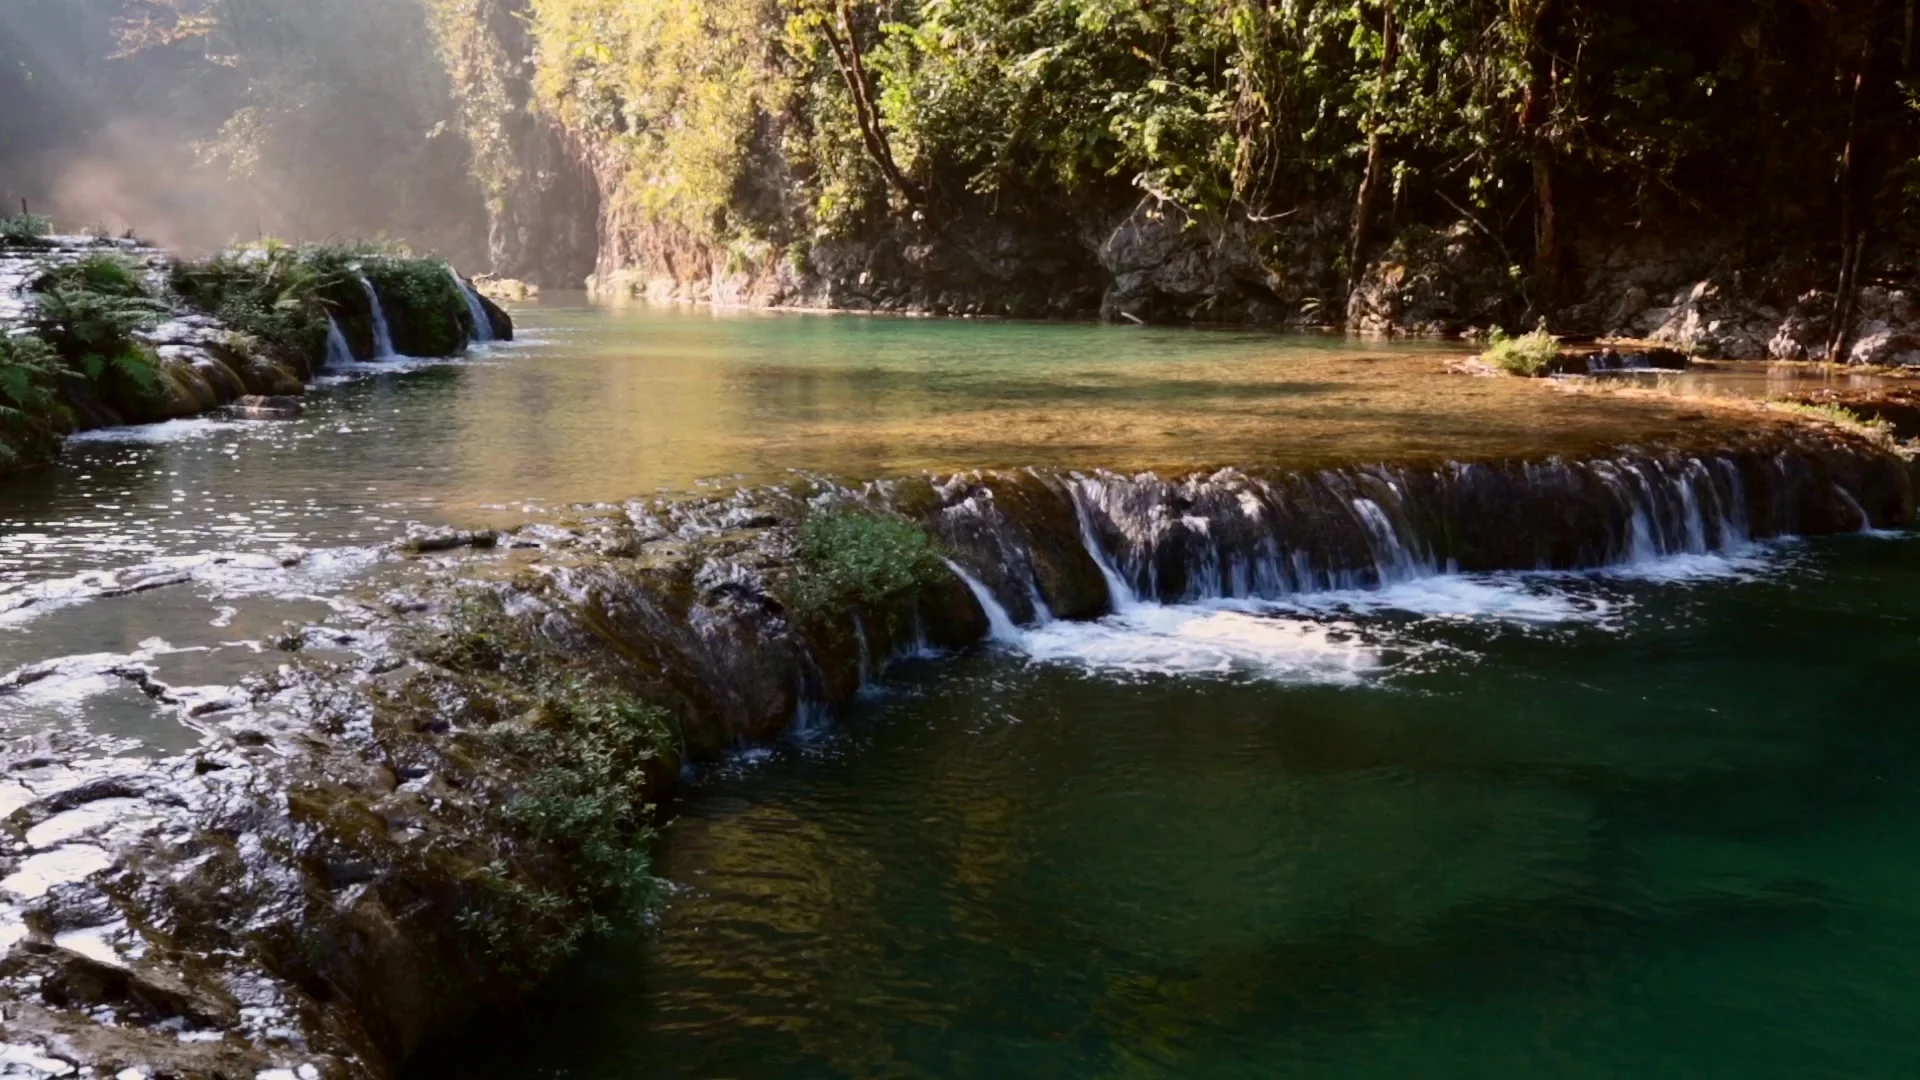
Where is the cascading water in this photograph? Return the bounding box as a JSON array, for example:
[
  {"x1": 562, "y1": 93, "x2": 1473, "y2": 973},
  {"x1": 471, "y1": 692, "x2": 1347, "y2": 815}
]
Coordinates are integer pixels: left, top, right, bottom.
[
  {"x1": 920, "y1": 447, "x2": 1908, "y2": 675},
  {"x1": 908, "y1": 449, "x2": 1895, "y2": 679},
  {"x1": 448, "y1": 267, "x2": 494, "y2": 346},
  {"x1": 357, "y1": 276, "x2": 397, "y2": 358},
  {"x1": 941, "y1": 558, "x2": 1023, "y2": 643},
  {"x1": 322, "y1": 315, "x2": 354, "y2": 371}
]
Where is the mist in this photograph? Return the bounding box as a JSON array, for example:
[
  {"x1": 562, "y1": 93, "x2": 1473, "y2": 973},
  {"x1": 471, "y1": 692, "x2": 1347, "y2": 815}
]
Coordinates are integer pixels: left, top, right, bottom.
[{"x1": 0, "y1": 0, "x2": 486, "y2": 261}]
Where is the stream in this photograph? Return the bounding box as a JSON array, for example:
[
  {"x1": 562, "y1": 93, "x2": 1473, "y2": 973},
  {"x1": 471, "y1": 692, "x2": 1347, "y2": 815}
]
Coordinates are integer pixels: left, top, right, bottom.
[{"x1": 2, "y1": 299, "x2": 1916, "y2": 1077}]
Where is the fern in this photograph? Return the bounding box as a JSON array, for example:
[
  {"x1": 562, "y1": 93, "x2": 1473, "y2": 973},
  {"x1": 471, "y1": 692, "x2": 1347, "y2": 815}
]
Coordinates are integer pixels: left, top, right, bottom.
[{"x1": 0, "y1": 334, "x2": 72, "y2": 468}]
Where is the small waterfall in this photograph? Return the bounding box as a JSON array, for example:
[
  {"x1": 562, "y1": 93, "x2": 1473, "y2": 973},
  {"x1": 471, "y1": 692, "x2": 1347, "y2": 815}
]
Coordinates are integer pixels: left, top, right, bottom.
[
  {"x1": 1067, "y1": 477, "x2": 1139, "y2": 607},
  {"x1": 1025, "y1": 575, "x2": 1054, "y2": 625},
  {"x1": 852, "y1": 611, "x2": 872, "y2": 687},
  {"x1": 449, "y1": 267, "x2": 494, "y2": 346},
  {"x1": 942, "y1": 558, "x2": 1022, "y2": 643},
  {"x1": 1833, "y1": 484, "x2": 1873, "y2": 533},
  {"x1": 358, "y1": 276, "x2": 396, "y2": 358},
  {"x1": 323, "y1": 315, "x2": 354, "y2": 371}
]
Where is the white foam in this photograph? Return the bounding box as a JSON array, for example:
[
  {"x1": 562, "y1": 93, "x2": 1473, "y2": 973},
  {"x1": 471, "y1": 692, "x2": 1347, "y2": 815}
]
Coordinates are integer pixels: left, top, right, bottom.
[
  {"x1": 1593, "y1": 547, "x2": 1777, "y2": 585},
  {"x1": 1015, "y1": 605, "x2": 1395, "y2": 683},
  {"x1": 996, "y1": 544, "x2": 1800, "y2": 682},
  {"x1": 1263, "y1": 574, "x2": 1615, "y2": 625},
  {"x1": 1, "y1": 845, "x2": 113, "y2": 899},
  {"x1": 67, "y1": 418, "x2": 251, "y2": 444}
]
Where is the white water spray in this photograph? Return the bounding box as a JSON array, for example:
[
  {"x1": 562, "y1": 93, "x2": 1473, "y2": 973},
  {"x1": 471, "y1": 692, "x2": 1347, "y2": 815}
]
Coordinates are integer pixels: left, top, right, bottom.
[
  {"x1": 357, "y1": 276, "x2": 396, "y2": 358},
  {"x1": 323, "y1": 315, "x2": 354, "y2": 371},
  {"x1": 1068, "y1": 480, "x2": 1138, "y2": 609},
  {"x1": 448, "y1": 267, "x2": 494, "y2": 346},
  {"x1": 942, "y1": 558, "x2": 1023, "y2": 643}
]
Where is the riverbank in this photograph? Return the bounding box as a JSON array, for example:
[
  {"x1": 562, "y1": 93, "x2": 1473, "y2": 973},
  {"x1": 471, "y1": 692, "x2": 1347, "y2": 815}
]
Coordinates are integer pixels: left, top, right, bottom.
[
  {"x1": 2, "y1": 407, "x2": 1915, "y2": 1076},
  {"x1": 0, "y1": 233, "x2": 510, "y2": 474}
]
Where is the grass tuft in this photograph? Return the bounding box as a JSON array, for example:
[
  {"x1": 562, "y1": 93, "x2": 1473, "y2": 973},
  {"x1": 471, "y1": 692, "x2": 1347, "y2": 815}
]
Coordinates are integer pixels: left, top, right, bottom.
[
  {"x1": 1773, "y1": 401, "x2": 1898, "y2": 444},
  {"x1": 1482, "y1": 326, "x2": 1563, "y2": 377}
]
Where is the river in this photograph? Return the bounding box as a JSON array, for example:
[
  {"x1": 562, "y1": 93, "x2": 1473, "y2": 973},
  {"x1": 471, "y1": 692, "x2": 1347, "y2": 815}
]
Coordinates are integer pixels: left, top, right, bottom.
[{"x1": 2, "y1": 298, "x2": 1914, "y2": 1077}]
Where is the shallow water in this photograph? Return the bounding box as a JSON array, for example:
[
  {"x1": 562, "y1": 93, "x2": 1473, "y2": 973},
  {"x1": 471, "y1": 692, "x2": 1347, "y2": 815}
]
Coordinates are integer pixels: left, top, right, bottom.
[
  {"x1": 0, "y1": 299, "x2": 1727, "y2": 586},
  {"x1": 3, "y1": 301, "x2": 1916, "y2": 1075},
  {"x1": 0, "y1": 302, "x2": 1729, "y2": 754},
  {"x1": 412, "y1": 534, "x2": 1920, "y2": 1079}
]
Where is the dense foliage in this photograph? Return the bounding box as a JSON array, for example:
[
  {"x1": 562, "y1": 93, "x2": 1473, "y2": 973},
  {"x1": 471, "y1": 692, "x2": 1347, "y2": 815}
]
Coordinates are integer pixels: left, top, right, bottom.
[
  {"x1": 520, "y1": 0, "x2": 1920, "y2": 312},
  {"x1": 27, "y1": 255, "x2": 168, "y2": 415},
  {"x1": 0, "y1": 335, "x2": 71, "y2": 466},
  {"x1": 171, "y1": 242, "x2": 474, "y2": 365}
]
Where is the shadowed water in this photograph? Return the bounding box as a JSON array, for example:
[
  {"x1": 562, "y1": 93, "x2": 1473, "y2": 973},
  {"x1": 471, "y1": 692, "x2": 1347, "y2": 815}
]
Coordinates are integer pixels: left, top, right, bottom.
[{"x1": 411, "y1": 534, "x2": 1920, "y2": 1079}]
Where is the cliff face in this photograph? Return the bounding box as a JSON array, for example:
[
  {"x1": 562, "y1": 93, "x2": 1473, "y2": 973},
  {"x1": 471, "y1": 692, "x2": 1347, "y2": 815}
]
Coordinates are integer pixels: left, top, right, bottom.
[{"x1": 426, "y1": 0, "x2": 599, "y2": 288}]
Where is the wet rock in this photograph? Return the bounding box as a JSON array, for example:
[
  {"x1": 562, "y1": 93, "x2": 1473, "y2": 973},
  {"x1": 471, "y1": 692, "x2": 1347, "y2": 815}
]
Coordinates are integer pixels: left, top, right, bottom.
[
  {"x1": 235, "y1": 395, "x2": 304, "y2": 421},
  {"x1": 395, "y1": 528, "x2": 500, "y2": 555},
  {"x1": 1546, "y1": 342, "x2": 1692, "y2": 375}
]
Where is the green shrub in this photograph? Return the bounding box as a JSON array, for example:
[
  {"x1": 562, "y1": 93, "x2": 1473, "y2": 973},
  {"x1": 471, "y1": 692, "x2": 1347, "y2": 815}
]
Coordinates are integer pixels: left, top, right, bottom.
[
  {"x1": 784, "y1": 509, "x2": 949, "y2": 624},
  {"x1": 0, "y1": 213, "x2": 54, "y2": 247},
  {"x1": 421, "y1": 591, "x2": 674, "y2": 977},
  {"x1": 36, "y1": 252, "x2": 150, "y2": 297},
  {"x1": 28, "y1": 255, "x2": 169, "y2": 411},
  {"x1": 0, "y1": 334, "x2": 71, "y2": 468},
  {"x1": 361, "y1": 256, "x2": 467, "y2": 357},
  {"x1": 1483, "y1": 326, "x2": 1563, "y2": 377},
  {"x1": 170, "y1": 244, "x2": 353, "y2": 368},
  {"x1": 463, "y1": 678, "x2": 670, "y2": 973}
]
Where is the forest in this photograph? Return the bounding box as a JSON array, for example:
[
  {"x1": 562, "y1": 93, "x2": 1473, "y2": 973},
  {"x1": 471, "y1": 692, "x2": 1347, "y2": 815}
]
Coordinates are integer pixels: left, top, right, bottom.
[{"x1": 4, "y1": 1, "x2": 1919, "y2": 336}]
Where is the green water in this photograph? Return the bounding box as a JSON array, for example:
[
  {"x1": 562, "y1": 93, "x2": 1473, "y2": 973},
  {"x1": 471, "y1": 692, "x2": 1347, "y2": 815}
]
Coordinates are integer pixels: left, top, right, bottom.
[{"x1": 412, "y1": 535, "x2": 1920, "y2": 1078}]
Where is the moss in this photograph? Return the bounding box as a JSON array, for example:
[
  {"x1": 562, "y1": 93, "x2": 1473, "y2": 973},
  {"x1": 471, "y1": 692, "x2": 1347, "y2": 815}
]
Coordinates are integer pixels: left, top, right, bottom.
[
  {"x1": 783, "y1": 508, "x2": 951, "y2": 628},
  {"x1": 414, "y1": 591, "x2": 677, "y2": 979},
  {"x1": 1482, "y1": 326, "x2": 1562, "y2": 377},
  {"x1": 1774, "y1": 401, "x2": 1898, "y2": 446}
]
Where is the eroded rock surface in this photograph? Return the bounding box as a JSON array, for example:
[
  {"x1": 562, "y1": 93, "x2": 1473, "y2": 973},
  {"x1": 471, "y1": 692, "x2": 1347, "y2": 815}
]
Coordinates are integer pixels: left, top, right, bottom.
[{"x1": 2, "y1": 431, "x2": 1914, "y2": 1078}]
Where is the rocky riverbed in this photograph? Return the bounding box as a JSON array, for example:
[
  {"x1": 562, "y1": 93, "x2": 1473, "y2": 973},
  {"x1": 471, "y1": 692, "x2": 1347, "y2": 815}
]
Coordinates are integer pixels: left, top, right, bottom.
[{"x1": 1, "y1": 423, "x2": 1914, "y2": 1079}]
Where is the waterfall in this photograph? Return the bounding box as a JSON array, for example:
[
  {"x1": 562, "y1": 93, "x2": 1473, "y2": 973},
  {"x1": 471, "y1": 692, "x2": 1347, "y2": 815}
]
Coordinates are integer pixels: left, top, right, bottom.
[
  {"x1": 323, "y1": 315, "x2": 354, "y2": 371},
  {"x1": 1069, "y1": 479, "x2": 1137, "y2": 609},
  {"x1": 1833, "y1": 484, "x2": 1873, "y2": 533},
  {"x1": 942, "y1": 558, "x2": 1023, "y2": 643},
  {"x1": 448, "y1": 267, "x2": 494, "y2": 346},
  {"x1": 358, "y1": 276, "x2": 396, "y2": 358},
  {"x1": 1034, "y1": 450, "x2": 1901, "y2": 614}
]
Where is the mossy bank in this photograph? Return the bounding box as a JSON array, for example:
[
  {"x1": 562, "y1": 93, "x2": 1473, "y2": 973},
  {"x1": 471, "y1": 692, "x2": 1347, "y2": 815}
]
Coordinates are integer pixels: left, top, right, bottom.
[{"x1": 0, "y1": 232, "x2": 511, "y2": 472}]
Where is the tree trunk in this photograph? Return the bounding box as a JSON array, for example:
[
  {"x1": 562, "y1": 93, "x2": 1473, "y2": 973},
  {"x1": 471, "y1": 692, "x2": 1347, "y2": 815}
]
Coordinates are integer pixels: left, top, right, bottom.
[
  {"x1": 1518, "y1": 0, "x2": 1560, "y2": 316},
  {"x1": 1346, "y1": 0, "x2": 1398, "y2": 298},
  {"x1": 821, "y1": 1, "x2": 923, "y2": 208},
  {"x1": 1827, "y1": 56, "x2": 1869, "y2": 363}
]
